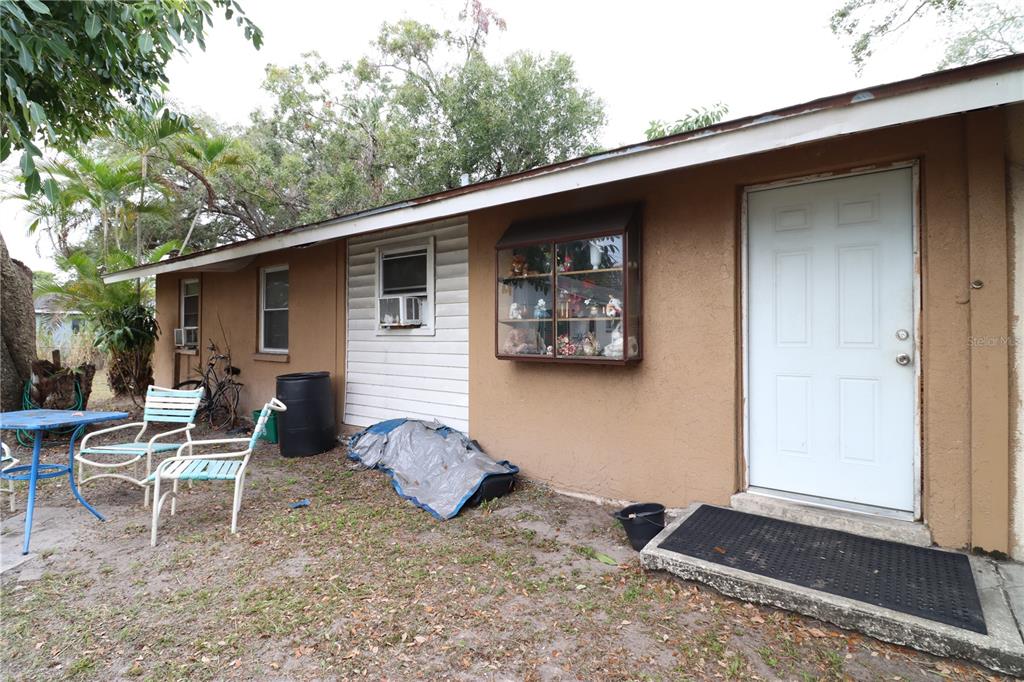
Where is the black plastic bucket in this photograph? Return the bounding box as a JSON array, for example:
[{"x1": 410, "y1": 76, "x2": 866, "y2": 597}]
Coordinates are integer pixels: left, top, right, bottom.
[
  {"x1": 614, "y1": 503, "x2": 666, "y2": 551},
  {"x1": 275, "y1": 371, "x2": 335, "y2": 457}
]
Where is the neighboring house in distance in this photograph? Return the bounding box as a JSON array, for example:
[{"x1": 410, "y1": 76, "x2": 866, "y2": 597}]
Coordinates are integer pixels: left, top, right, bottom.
[
  {"x1": 34, "y1": 293, "x2": 85, "y2": 357},
  {"x1": 105, "y1": 56, "x2": 1024, "y2": 560}
]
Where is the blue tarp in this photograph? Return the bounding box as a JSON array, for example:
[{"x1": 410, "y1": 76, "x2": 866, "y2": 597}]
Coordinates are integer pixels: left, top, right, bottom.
[{"x1": 346, "y1": 419, "x2": 519, "y2": 520}]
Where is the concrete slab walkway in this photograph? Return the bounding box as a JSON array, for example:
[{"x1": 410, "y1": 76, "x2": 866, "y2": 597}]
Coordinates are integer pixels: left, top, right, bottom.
[{"x1": 640, "y1": 504, "x2": 1024, "y2": 677}]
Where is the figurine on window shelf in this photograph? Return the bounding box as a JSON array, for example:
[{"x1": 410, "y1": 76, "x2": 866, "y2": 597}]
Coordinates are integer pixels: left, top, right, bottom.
[
  {"x1": 503, "y1": 328, "x2": 543, "y2": 355},
  {"x1": 584, "y1": 298, "x2": 602, "y2": 318},
  {"x1": 603, "y1": 324, "x2": 624, "y2": 359},
  {"x1": 508, "y1": 302, "x2": 525, "y2": 320},
  {"x1": 534, "y1": 299, "x2": 550, "y2": 318},
  {"x1": 559, "y1": 254, "x2": 574, "y2": 272},
  {"x1": 605, "y1": 294, "x2": 622, "y2": 317},
  {"x1": 580, "y1": 332, "x2": 602, "y2": 356},
  {"x1": 509, "y1": 254, "x2": 528, "y2": 278}
]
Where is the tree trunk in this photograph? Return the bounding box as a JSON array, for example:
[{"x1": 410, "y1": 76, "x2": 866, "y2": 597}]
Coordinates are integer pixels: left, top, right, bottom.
[
  {"x1": 101, "y1": 208, "x2": 109, "y2": 263},
  {"x1": 137, "y1": 153, "x2": 147, "y2": 264},
  {"x1": 180, "y1": 210, "x2": 202, "y2": 255},
  {"x1": 27, "y1": 359, "x2": 96, "y2": 410},
  {"x1": 0, "y1": 235, "x2": 36, "y2": 412}
]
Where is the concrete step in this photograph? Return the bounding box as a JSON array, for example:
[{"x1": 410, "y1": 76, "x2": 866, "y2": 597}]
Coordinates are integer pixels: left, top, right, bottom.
[
  {"x1": 731, "y1": 491, "x2": 933, "y2": 547},
  {"x1": 640, "y1": 504, "x2": 1024, "y2": 677}
]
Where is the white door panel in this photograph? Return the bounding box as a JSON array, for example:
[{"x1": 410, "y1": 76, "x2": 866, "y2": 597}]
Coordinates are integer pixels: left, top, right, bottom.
[{"x1": 747, "y1": 168, "x2": 915, "y2": 511}]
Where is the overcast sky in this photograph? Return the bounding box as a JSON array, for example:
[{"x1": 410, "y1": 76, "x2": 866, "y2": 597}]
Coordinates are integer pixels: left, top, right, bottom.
[{"x1": 2, "y1": 0, "x2": 948, "y2": 272}]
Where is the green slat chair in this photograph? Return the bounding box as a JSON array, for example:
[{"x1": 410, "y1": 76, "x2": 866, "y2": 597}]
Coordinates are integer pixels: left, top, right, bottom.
[
  {"x1": 77, "y1": 385, "x2": 204, "y2": 507},
  {"x1": 148, "y1": 398, "x2": 287, "y2": 546}
]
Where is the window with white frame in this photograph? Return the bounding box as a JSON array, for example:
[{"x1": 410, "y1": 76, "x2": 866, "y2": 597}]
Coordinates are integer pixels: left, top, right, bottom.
[
  {"x1": 260, "y1": 265, "x2": 289, "y2": 352},
  {"x1": 377, "y1": 240, "x2": 433, "y2": 332},
  {"x1": 179, "y1": 279, "x2": 199, "y2": 348}
]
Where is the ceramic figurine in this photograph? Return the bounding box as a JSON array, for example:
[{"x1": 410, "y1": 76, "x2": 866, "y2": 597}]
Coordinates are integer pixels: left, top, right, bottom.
[
  {"x1": 605, "y1": 295, "x2": 622, "y2": 317},
  {"x1": 503, "y1": 328, "x2": 541, "y2": 355},
  {"x1": 559, "y1": 255, "x2": 573, "y2": 272},
  {"x1": 588, "y1": 242, "x2": 603, "y2": 269},
  {"x1": 603, "y1": 324, "x2": 624, "y2": 359},
  {"x1": 534, "y1": 299, "x2": 550, "y2": 318},
  {"x1": 581, "y1": 332, "x2": 602, "y2": 356},
  {"x1": 508, "y1": 302, "x2": 524, "y2": 320},
  {"x1": 509, "y1": 254, "x2": 527, "y2": 277},
  {"x1": 584, "y1": 298, "x2": 602, "y2": 317}
]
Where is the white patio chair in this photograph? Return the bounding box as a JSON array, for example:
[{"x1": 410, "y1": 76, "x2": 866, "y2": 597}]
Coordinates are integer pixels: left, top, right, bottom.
[
  {"x1": 1, "y1": 443, "x2": 18, "y2": 512},
  {"x1": 77, "y1": 385, "x2": 204, "y2": 507},
  {"x1": 148, "y1": 397, "x2": 286, "y2": 546}
]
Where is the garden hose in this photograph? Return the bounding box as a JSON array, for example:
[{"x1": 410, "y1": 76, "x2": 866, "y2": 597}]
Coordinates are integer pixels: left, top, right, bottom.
[{"x1": 16, "y1": 380, "x2": 85, "y2": 447}]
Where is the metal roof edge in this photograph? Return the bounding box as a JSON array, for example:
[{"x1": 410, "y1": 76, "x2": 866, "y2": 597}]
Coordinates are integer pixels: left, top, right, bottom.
[{"x1": 104, "y1": 55, "x2": 1024, "y2": 283}]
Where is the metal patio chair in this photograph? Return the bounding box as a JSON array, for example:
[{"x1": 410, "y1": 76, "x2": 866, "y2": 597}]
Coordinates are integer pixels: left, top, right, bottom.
[
  {"x1": 148, "y1": 397, "x2": 286, "y2": 546},
  {"x1": 1, "y1": 443, "x2": 18, "y2": 512},
  {"x1": 77, "y1": 385, "x2": 204, "y2": 507}
]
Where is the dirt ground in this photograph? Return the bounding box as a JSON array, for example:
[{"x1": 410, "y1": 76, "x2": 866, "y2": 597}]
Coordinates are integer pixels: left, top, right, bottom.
[{"x1": 0, "y1": 423, "x2": 1009, "y2": 681}]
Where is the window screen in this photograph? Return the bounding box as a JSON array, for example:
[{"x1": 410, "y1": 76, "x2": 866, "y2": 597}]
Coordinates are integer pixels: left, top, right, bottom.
[
  {"x1": 381, "y1": 249, "x2": 428, "y2": 295},
  {"x1": 181, "y1": 280, "x2": 199, "y2": 329},
  {"x1": 261, "y1": 267, "x2": 289, "y2": 351}
]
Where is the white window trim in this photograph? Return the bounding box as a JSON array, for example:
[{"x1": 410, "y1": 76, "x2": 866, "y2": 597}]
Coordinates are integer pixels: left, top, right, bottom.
[
  {"x1": 259, "y1": 265, "x2": 289, "y2": 353},
  {"x1": 375, "y1": 236, "x2": 435, "y2": 337},
  {"x1": 179, "y1": 278, "x2": 199, "y2": 347}
]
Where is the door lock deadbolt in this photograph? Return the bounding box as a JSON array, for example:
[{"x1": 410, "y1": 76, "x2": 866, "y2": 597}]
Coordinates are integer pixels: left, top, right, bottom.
[{"x1": 895, "y1": 329, "x2": 910, "y2": 341}]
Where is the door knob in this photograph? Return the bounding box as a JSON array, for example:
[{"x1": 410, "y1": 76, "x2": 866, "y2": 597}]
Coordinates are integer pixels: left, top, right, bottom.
[{"x1": 896, "y1": 353, "x2": 912, "y2": 366}]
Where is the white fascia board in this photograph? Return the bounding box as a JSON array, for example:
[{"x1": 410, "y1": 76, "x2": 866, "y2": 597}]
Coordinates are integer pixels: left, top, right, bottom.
[{"x1": 104, "y1": 68, "x2": 1023, "y2": 284}]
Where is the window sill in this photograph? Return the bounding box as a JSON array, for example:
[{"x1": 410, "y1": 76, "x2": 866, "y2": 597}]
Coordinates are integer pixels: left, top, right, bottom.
[
  {"x1": 253, "y1": 352, "x2": 289, "y2": 363},
  {"x1": 374, "y1": 326, "x2": 436, "y2": 337},
  {"x1": 175, "y1": 348, "x2": 198, "y2": 356}
]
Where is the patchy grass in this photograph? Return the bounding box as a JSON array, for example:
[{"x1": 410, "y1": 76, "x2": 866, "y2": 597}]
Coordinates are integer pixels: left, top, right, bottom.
[{"x1": 0, "y1": 426, "x2": 1008, "y2": 681}]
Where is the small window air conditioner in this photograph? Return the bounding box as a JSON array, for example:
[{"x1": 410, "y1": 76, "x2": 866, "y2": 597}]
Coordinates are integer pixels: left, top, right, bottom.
[
  {"x1": 379, "y1": 295, "x2": 423, "y2": 327},
  {"x1": 173, "y1": 327, "x2": 199, "y2": 348}
]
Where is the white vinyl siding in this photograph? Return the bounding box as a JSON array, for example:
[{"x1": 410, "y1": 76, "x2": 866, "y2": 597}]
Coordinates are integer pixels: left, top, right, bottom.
[{"x1": 345, "y1": 219, "x2": 469, "y2": 432}]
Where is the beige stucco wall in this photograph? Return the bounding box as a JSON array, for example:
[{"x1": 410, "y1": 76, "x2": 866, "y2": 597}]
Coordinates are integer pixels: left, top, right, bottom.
[
  {"x1": 150, "y1": 110, "x2": 1014, "y2": 552},
  {"x1": 1009, "y1": 103, "x2": 1024, "y2": 560},
  {"x1": 468, "y1": 113, "x2": 1010, "y2": 551},
  {"x1": 154, "y1": 240, "x2": 346, "y2": 427}
]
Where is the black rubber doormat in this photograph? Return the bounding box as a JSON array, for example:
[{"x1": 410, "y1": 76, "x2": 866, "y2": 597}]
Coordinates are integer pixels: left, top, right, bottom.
[{"x1": 658, "y1": 505, "x2": 986, "y2": 634}]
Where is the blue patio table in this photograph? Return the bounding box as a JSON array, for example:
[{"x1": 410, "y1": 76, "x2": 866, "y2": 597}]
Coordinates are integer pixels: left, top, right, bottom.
[{"x1": 0, "y1": 409, "x2": 129, "y2": 555}]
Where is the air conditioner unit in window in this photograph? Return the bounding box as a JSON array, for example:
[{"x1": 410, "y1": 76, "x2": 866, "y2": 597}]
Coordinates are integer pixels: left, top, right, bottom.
[
  {"x1": 379, "y1": 295, "x2": 423, "y2": 327},
  {"x1": 173, "y1": 327, "x2": 199, "y2": 348}
]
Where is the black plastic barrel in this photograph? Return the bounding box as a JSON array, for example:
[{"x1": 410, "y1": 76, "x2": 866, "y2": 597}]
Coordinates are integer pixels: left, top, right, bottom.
[
  {"x1": 275, "y1": 371, "x2": 335, "y2": 457},
  {"x1": 613, "y1": 503, "x2": 666, "y2": 551}
]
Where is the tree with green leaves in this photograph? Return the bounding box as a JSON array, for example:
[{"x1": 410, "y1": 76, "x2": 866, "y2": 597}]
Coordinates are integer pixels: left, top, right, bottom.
[
  {"x1": 645, "y1": 103, "x2": 730, "y2": 140},
  {"x1": 0, "y1": 0, "x2": 261, "y2": 196},
  {"x1": 237, "y1": 3, "x2": 605, "y2": 227},
  {"x1": 35, "y1": 246, "x2": 176, "y2": 397},
  {"x1": 25, "y1": 151, "x2": 145, "y2": 262},
  {"x1": 109, "y1": 103, "x2": 194, "y2": 262},
  {"x1": 172, "y1": 131, "x2": 244, "y2": 255},
  {"x1": 358, "y1": 6, "x2": 606, "y2": 196},
  {"x1": 11, "y1": 3, "x2": 606, "y2": 264},
  {"x1": 830, "y1": 0, "x2": 1023, "y2": 71}
]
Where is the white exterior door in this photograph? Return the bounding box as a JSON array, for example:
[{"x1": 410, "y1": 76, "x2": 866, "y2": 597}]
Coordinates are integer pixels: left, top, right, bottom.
[{"x1": 747, "y1": 168, "x2": 916, "y2": 512}]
